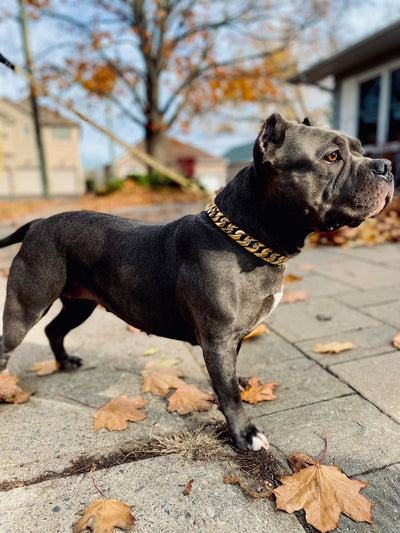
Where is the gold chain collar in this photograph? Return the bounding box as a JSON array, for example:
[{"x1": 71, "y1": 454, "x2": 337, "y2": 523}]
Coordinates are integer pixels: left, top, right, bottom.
[{"x1": 205, "y1": 201, "x2": 288, "y2": 266}]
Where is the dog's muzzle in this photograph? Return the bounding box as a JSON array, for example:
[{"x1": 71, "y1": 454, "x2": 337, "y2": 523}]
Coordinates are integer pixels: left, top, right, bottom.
[{"x1": 370, "y1": 158, "x2": 393, "y2": 183}]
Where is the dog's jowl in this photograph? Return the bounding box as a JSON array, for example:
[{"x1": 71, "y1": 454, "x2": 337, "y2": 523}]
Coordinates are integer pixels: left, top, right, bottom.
[{"x1": 0, "y1": 114, "x2": 393, "y2": 451}]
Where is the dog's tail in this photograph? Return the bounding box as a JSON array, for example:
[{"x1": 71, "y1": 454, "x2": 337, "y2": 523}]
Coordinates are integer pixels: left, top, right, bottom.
[{"x1": 0, "y1": 220, "x2": 41, "y2": 248}]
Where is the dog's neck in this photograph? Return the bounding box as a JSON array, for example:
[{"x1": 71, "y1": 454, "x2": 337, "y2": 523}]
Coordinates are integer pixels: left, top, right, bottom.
[{"x1": 215, "y1": 163, "x2": 312, "y2": 257}]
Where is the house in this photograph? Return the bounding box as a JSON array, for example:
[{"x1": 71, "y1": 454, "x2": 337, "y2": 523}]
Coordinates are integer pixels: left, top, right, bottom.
[
  {"x1": 0, "y1": 98, "x2": 84, "y2": 197},
  {"x1": 115, "y1": 137, "x2": 227, "y2": 192},
  {"x1": 289, "y1": 20, "x2": 400, "y2": 182},
  {"x1": 224, "y1": 142, "x2": 254, "y2": 181}
]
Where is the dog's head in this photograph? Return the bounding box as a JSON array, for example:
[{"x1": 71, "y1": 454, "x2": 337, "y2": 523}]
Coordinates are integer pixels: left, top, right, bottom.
[{"x1": 253, "y1": 113, "x2": 394, "y2": 232}]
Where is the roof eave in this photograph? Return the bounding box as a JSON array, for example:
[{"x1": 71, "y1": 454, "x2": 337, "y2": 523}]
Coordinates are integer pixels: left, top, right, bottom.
[{"x1": 289, "y1": 20, "x2": 400, "y2": 85}]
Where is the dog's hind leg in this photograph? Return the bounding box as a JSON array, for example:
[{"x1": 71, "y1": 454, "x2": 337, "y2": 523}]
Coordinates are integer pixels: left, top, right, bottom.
[
  {"x1": 0, "y1": 250, "x2": 66, "y2": 372},
  {"x1": 45, "y1": 297, "x2": 97, "y2": 370},
  {"x1": 0, "y1": 294, "x2": 55, "y2": 372}
]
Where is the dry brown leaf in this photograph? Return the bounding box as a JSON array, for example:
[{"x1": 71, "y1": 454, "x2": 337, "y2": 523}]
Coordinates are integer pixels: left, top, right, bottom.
[
  {"x1": 283, "y1": 273, "x2": 302, "y2": 284},
  {"x1": 281, "y1": 290, "x2": 309, "y2": 303},
  {"x1": 73, "y1": 498, "x2": 136, "y2": 533},
  {"x1": 143, "y1": 347, "x2": 158, "y2": 356},
  {"x1": 288, "y1": 452, "x2": 317, "y2": 473},
  {"x1": 183, "y1": 479, "x2": 194, "y2": 496},
  {"x1": 313, "y1": 341, "x2": 354, "y2": 354},
  {"x1": 167, "y1": 384, "x2": 214, "y2": 415},
  {"x1": 0, "y1": 370, "x2": 32, "y2": 404},
  {"x1": 92, "y1": 395, "x2": 148, "y2": 431},
  {"x1": 298, "y1": 263, "x2": 315, "y2": 271},
  {"x1": 392, "y1": 331, "x2": 400, "y2": 349},
  {"x1": 240, "y1": 377, "x2": 279, "y2": 404},
  {"x1": 126, "y1": 324, "x2": 141, "y2": 334},
  {"x1": 31, "y1": 359, "x2": 60, "y2": 376},
  {"x1": 244, "y1": 323, "x2": 269, "y2": 340},
  {"x1": 274, "y1": 463, "x2": 373, "y2": 533},
  {"x1": 141, "y1": 358, "x2": 180, "y2": 375},
  {"x1": 141, "y1": 368, "x2": 185, "y2": 397},
  {"x1": 223, "y1": 475, "x2": 239, "y2": 486}
]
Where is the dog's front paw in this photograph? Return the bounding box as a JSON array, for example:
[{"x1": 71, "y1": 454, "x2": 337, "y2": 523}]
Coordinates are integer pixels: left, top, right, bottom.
[
  {"x1": 250, "y1": 431, "x2": 269, "y2": 451},
  {"x1": 233, "y1": 424, "x2": 269, "y2": 451}
]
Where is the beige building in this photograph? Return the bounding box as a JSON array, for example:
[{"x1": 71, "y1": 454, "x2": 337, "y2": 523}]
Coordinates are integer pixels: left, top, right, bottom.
[
  {"x1": 116, "y1": 137, "x2": 227, "y2": 192},
  {"x1": 0, "y1": 98, "x2": 84, "y2": 197}
]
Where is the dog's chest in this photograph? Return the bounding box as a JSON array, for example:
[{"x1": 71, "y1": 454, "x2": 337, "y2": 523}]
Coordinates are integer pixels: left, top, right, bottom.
[{"x1": 259, "y1": 289, "x2": 283, "y2": 322}]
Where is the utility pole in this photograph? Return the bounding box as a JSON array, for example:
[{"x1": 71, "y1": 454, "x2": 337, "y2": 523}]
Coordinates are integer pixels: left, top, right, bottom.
[
  {"x1": 106, "y1": 102, "x2": 116, "y2": 182},
  {"x1": 18, "y1": 0, "x2": 50, "y2": 199}
]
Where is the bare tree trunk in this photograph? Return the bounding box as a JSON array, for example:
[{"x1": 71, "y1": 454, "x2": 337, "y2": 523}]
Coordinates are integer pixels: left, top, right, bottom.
[{"x1": 145, "y1": 126, "x2": 166, "y2": 176}]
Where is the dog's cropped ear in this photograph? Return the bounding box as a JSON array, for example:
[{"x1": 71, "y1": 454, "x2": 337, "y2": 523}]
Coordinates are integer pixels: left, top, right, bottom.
[
  {"x1": 302, "y1": 117, "x2": 313, "y2": 126},
  {"x1": 253, "y1": 113, "x2": 287, "y2": 168}
]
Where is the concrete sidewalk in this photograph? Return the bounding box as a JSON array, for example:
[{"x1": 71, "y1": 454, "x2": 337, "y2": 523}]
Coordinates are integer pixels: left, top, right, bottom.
[{"x1": 0, "y1": 204, "x2": 399, "y2": 532}]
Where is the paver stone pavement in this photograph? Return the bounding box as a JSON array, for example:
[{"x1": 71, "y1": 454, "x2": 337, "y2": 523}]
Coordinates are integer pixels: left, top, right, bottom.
[{"x1": 0, "y1": 203, "x2": 399, "y2": 532}]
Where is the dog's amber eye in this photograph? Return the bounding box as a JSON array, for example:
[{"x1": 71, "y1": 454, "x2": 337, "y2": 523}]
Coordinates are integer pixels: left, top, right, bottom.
[{"x1": 324, "y1": 150, "x2": 341, "y2": 163}]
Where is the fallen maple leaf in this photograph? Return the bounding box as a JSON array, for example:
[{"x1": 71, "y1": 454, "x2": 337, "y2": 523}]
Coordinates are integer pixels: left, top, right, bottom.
[
  {"x1": 73, "y1": 499, "x2": 136, "y2": 533},
  {"x1": 240, "y1": 377, "x2": 279, "y2": 404},
  {"x1": 274, "y1": 463, "x2": 373, "y2": 533},
  {"x1": 283, "y1": 273, "x2": 302, "y2": 284},
  {"x1": 244, "y1": 323, "x2": 269, "y2": 340},
  {"x1": 392, "y1": 331, "x2": 400, "y2": 349},
  {"x1": 0, "y1": 370, "x2": 32, "y2": 404},
  {"x1": 313, "y1": 341, "x2": 354, "y2": 354},
  {"x1": 167, "y1": 383, "x2": 214, "y2": 414},
  {"x1": 141, "y1": 357, "x2": 180, "y2": 375},
  {"x1": 141, "y1": 367, "x2": 185, "y2": 397},
  {"x1": 92, "y1": 395, "x2": 148, "y2": 431},
  {"x1": 31, "y1": 359, "x2": 60, "y2": 376},
  {"x1": 288, "y1": 452, "x2": 317, "y2": 473},
  {"x1": 281, "y1": 290, "x2": 309, "y2": 303}
]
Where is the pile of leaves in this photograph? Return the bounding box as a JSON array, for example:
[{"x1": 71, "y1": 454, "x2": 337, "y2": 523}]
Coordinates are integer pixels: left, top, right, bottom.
[
  {"x1": 310, "y1": 193, "x2": 400, "y2": 247},
  {"x1": 0, "y1": 179, "x2": 201, "y2": 223}
]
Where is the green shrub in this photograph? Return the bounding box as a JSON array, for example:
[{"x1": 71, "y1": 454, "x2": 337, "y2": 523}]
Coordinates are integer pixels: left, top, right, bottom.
[
  {"x1": 105, "y1": 178, "x2": 125, "y2": 193},
  {"x1": 95, "y1": 178, "x2": 125, "y2": 196},
  {"x1": 129, "y1": 172, "x2": 177, "y2": 189}
]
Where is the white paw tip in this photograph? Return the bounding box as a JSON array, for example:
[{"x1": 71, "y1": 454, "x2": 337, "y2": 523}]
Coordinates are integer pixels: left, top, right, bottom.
[{"x1": 250, "y1": 432, "x2": 269, "y2": 451}]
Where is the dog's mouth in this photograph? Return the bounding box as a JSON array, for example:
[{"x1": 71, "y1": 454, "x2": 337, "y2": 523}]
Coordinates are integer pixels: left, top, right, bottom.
[
  {"x1": 317, "y1": 184, "x2": 393, "y2": 233},
  {"x1": 346, "y1": 189, "x2": 393, "y2": 229},
  {"x1": 367, "y1": 187, "x2": 393, "y2": 219}
]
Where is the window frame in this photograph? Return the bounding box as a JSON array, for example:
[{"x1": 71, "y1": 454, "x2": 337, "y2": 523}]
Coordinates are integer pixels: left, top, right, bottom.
[{"x1": 354, "y1": 58, "x2": 400, "y2": 148}]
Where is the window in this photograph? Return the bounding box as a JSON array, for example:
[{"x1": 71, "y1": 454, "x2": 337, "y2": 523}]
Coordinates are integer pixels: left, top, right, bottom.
[
  {"x1": 388, "y1": 68, "x2": 400, "y2": 142},
  {"x1": 52, "y1": 127, "x2": 70, "y2": 140},
  {"x1": 358, "y1": 77, "x2": 381, "y2": 145}
]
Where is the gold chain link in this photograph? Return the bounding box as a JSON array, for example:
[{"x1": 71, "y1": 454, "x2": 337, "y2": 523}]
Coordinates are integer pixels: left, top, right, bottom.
[{"x1": 205, "y1": 201, "x2": 288, "y2": 266}]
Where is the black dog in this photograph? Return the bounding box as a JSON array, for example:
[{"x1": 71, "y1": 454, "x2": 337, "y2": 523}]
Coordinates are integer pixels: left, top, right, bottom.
[{"x1": 0, "y1": 114, "x2": 393, "y2": 450}]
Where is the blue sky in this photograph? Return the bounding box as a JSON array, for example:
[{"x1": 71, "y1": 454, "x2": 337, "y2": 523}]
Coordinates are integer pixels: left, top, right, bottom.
[{"x1": 1, "y1": 0, "x2": 400, "y2": 171}]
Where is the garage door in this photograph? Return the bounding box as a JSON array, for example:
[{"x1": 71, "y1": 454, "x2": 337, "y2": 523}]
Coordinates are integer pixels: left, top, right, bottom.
[
  {"x1": 14, "y1": 169, "x2": 42, "y2": 196},
  {"x1": 49, "y1": 169, "x2": 79, "y2": 195},
  {"x1": 0, "y1": 168, "x2": 13, "y2": 197}
]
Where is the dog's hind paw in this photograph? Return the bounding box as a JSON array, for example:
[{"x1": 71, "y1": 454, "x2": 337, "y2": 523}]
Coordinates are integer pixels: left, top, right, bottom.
[
  {"x1": 58, "y1": 355, "x2": 82, "y2": 371},
  {"x1": 250, "y1": 432, "x2": 269, "y2": 451}
]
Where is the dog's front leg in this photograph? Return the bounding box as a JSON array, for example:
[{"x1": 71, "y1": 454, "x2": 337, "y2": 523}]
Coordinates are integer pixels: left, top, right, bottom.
[{"x1": 203, "y1": 343, "x2": 269, "y2": 451}]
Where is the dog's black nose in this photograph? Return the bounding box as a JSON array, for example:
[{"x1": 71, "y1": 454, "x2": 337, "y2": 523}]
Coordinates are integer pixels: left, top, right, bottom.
[{"x1": 371, "y1": 158, "x2": 392, "y2": 180}]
